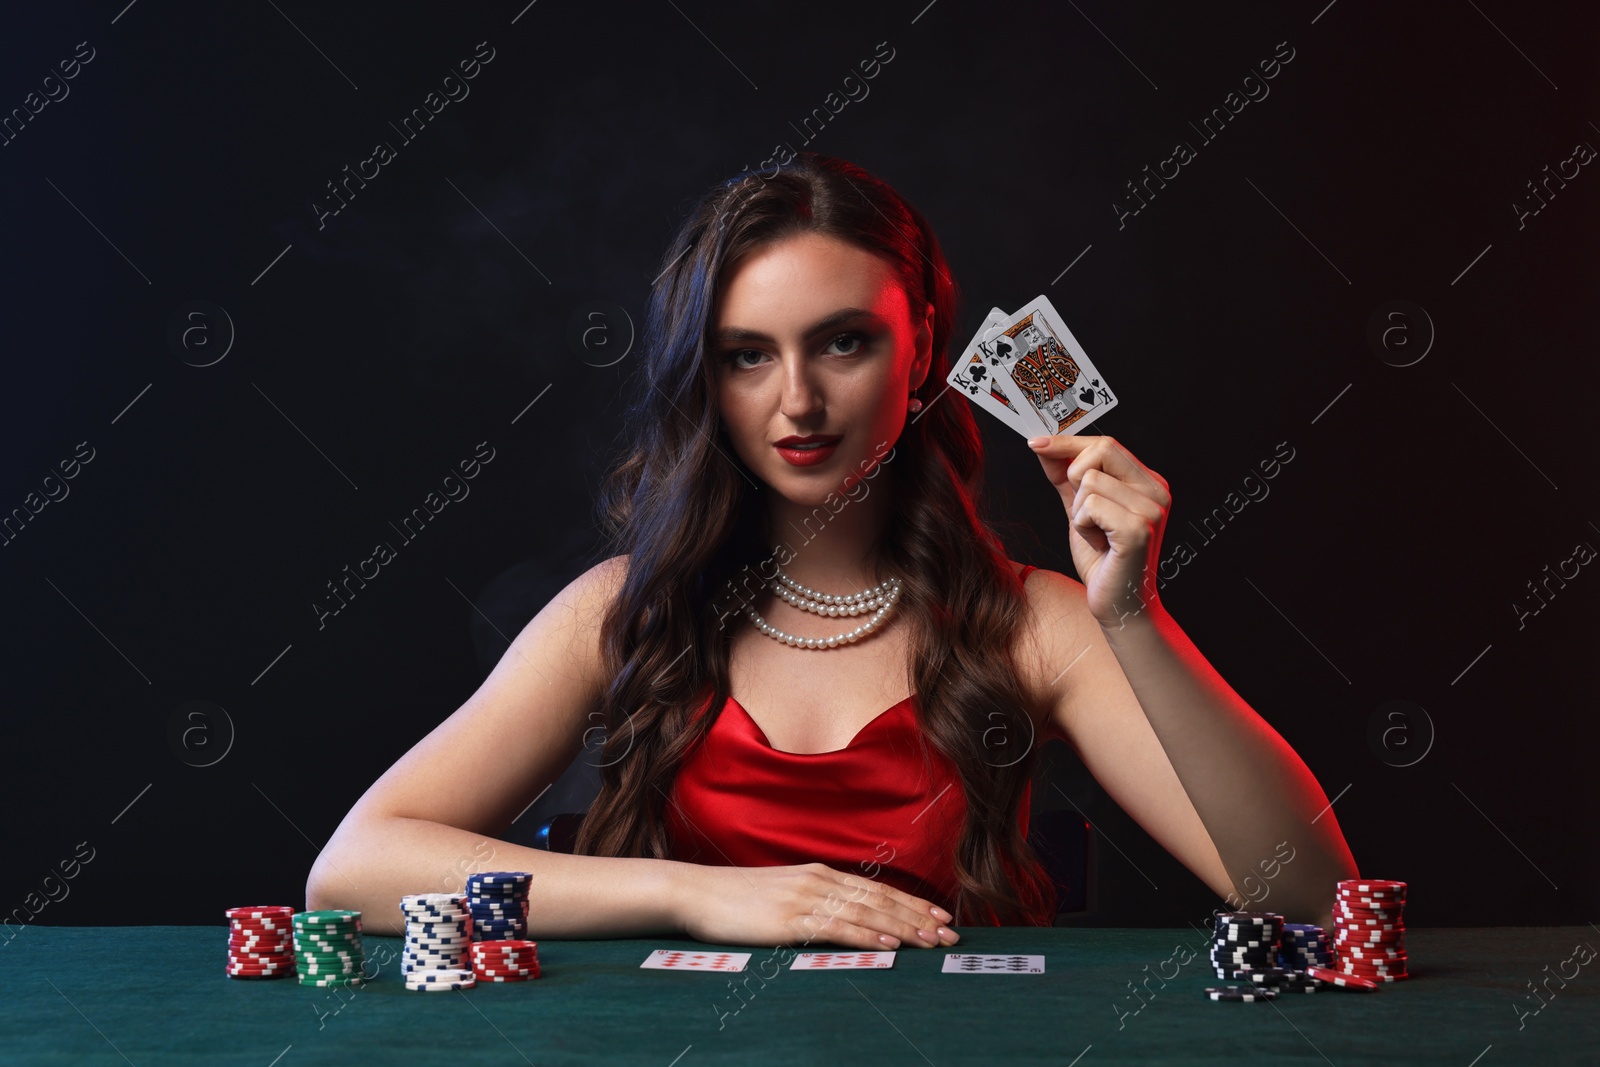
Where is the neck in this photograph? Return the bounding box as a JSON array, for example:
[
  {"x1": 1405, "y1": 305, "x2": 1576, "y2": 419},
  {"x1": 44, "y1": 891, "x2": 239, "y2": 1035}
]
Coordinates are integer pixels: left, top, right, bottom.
[{"x1": 760, "y1": 466, "x2": 894, "y2": 596}]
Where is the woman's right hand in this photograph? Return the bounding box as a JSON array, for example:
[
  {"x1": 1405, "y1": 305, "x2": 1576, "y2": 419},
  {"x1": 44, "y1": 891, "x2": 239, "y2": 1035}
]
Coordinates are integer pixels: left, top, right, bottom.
[{"x1": 675, "y1": 862, "x2": 961, "y2": 950}]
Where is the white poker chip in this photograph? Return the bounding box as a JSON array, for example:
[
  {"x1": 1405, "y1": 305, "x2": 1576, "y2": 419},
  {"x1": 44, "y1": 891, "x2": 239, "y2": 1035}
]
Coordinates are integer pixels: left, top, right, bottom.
[{"x1": 404, "y1": 968, "x2": 476, "y2": 991}]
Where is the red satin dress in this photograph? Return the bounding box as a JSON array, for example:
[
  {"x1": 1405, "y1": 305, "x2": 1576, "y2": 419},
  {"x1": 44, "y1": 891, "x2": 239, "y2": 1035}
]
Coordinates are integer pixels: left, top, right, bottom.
[{"x1": 664, "y1": 565, "x2": 1038, "y2": 924}]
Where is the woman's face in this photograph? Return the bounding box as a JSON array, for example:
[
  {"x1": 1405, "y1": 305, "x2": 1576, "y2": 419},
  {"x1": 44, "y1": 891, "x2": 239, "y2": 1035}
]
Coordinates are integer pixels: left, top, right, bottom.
[{"x1": 710, "y1": 231, "x2": 932, "y2": 504}]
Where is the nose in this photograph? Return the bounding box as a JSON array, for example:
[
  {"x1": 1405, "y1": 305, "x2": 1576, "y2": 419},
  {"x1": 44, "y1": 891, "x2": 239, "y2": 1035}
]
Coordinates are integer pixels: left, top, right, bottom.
[{"x1": 777, "y1": 353, "x2": 824, "y2": 421}]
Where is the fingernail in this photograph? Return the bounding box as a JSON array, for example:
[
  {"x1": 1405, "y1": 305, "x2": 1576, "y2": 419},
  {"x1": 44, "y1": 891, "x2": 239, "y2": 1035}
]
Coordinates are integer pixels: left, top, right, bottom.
[
  {"x1": 879, "y1": 934, "x2": 901, "y2": 948},
  {"x1": 1027, "y1": 437, "x2": 1048, "y2": 449},
  {"x1": 940, "y1": 927, "x2": 959, "y2": 942},
  {"x1": 918, "y1": 929, "x2": 939, "y2": 945},
  {"x1": 932, "y1": 907, "x2": 953, "y2": 923}
]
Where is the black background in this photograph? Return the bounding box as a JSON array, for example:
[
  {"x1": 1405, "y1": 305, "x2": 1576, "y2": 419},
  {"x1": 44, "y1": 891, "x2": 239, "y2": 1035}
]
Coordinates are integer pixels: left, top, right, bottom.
[{"x1": 3, "y1": 1, "x2": 1596, "y2": 932}]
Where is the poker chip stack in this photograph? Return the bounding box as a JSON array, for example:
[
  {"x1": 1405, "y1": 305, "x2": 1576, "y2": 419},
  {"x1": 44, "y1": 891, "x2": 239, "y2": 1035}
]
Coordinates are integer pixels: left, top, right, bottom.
[
  {"x1": 293, "y1": 909, "x2": 367, "y2": 988},
  {"x1": 466, "y1": 872, "x2": 532, "y2": 942},
  {"x1": 1208, "y1": 912, "x2": 1283, "y2": 980},
  {"x1": 400, "y1": 893, "x2": 474, "y2": 978},
  {"x1": 1207, "y1": 911, "x2": 1296, "y2": 1001},
  {"x1": 225, "y1": 905, "x2": 296, "y2": 979},
  {"x1": 1333, "y1": 879, "x2": 1407, "y2": 983},
  {"x1": 470, "y1": 939, "x2": 541, "y2": 982},
  {"x1": 1278, "y1": 923, "x2": 1334, "y2": 971}
]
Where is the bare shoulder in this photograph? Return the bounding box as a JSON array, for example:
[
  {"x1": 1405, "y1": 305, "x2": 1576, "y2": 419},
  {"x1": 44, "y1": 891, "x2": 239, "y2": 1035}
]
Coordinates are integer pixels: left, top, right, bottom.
[{"x1": 1006, "y1": 560, "x2": 1097, "y2": 742}]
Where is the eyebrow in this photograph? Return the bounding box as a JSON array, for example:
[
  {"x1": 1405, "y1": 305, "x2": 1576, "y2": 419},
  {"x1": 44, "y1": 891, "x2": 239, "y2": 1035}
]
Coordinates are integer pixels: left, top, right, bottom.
[{"x1": 712, "y1": 307, "x2": 886, "y2": 345}]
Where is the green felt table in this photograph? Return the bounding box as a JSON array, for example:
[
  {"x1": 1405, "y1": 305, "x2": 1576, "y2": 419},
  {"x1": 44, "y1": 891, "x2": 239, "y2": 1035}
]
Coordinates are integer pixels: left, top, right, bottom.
[{"x1": 4, "y1": 926, "x2": 1596, "y2": 1065}]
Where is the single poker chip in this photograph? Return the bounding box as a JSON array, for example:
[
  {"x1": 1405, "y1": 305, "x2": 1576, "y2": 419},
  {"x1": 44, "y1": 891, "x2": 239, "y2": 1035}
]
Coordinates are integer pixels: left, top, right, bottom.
[
  {"x1": 406, "y1": 968, "x2": 476, "y2": 983},
  {"x1": 402, "y1": 893, "x2": 468, "y2": 907},
  {"x1": 1337, "y1": 880, "x2": 1406, "y2": 892},
  {"x1": 1229, "y1": 967, "x2": 1295, "y2": 986},
  {"x1": 294, "y1": 909, "x2": 362, "y2": 923},
  {"x1": 477, "y1": 972, "x2": 538, "y2": 982},
  {"x1": 407, "y1": 978, "x2": 476, "y2": 991},
  {"x1": 1206, "y1": 985, "x2": 1277, "y2": 1002},
  {"x1": 226, "y1": 970, "x2": 291, "y2": 979},
  {"x1": 226, "y1": 906, "x2": 296, "y2": 920},
  {"x1": 1341, "y1": 949, "x2": 1407, "y2": 962},
  {"x1": 298, "y1": 976, "x2": 365, "y2": 988},
  {"x1": 473, "y1": 939, "x2": 537, "y2": 951},
  {"x1": 1306, "y1": 965, "x2": 1379, "y2": 991},
  {"x1": 469, "y1": 871, "x2": 532, "y2": 884}
]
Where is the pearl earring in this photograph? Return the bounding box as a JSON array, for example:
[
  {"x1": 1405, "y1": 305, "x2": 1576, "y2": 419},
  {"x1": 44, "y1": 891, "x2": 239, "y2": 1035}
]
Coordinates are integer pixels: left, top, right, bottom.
[{"x1": 908, "y1": 396, "x2": 923, "y2": 413}]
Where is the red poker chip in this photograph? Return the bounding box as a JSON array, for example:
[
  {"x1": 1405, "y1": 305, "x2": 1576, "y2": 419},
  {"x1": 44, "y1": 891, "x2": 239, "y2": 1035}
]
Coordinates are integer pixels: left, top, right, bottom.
[
  {"x1": 1339, "y1": 883, "x2": 1405, "y2": 892},
  {"x1": 1337, "y1": 880, "x2": 1406, "y2": 892},
  {"x1": 228, "y1": 951, "x2": 294, "y2": 962},
  {"x1": 473, "y1": 939, "x2": 538, "y2": 950},
  {"x1": 1335, "y1": 901, "x2": 1404, "y2": 914},
  {"x1": 226, "y1": 964, "x2": 294, "y2": 975},
  {"x1": 1341, "y1": 969, "x2": 1408, "y2": 980},
  {"x1": 1305, "y1": 965, "x2": 1379, "y2": 991},
  {"x1": 227, "y1": 905, "x2": 296, "y2": 920},
  {"x1": 1336, "y1": 935, "x2": 1406, "y2": 947},
  {"x1": 475, "y1": 967, "x2": 536, "y2": 978},
  {"x1": 1341, "y1": 948, "x2": 1407, "y2": 961},
  {"x1": 226, "y1": 970, "x2": 292, "y2": 979},
  {"x1": 467, "y1": 953, "x2": 537, "y2": 966},
  {"x1": 1337, "y1": 894, "x2": 1406, "y2": 907},
  {"x1": 477, "y1": 972, "x2": 539, "y2": 982},
  {"x1": 1336, "y1": 927, "x2": 1406, "y2": 939}
]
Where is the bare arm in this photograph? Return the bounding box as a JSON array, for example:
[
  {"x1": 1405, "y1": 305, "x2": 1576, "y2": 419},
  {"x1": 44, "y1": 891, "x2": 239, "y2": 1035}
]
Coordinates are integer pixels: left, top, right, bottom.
[
  {"x1": 306, "y1": 555, "x2": 694, "y2": 937},
  {"x1": 307, "y1": 554, "x2": 958, "y2": 950},
  {"x1": 1020, "y1": 567, "x2": 1357, "y2": 929}
]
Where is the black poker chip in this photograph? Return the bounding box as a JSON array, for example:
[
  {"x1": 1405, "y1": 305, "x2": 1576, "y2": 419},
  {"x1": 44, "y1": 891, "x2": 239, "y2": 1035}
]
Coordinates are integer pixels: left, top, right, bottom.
[{"x1": 1206, "y1": 985, "x2": 1278, "y2": 1002}]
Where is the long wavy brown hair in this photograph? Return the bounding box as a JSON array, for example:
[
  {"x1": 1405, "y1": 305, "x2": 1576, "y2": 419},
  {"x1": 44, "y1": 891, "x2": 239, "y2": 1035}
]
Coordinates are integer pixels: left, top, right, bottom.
[{"x1": 574, "y1": 152, "x2": 1056, "y2": 926}]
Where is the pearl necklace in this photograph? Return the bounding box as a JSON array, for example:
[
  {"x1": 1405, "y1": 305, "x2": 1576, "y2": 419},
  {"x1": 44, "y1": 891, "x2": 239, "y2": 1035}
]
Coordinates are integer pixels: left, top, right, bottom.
[{"x1": 739, "y1": 552, "x2": 904, "y2": 650}]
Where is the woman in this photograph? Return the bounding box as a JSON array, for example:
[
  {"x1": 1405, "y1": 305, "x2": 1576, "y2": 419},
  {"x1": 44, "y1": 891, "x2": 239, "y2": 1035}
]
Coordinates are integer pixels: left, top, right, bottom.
[{"x1": 309, "y1": 153, "x2": 1357, "y2": 946}]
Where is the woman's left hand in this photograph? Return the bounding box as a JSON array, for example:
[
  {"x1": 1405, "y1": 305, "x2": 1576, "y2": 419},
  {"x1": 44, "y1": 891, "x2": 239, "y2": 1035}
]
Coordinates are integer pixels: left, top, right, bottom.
[{"x1": 1027, "y1": 433, "x2": 1171, "y2": 628}]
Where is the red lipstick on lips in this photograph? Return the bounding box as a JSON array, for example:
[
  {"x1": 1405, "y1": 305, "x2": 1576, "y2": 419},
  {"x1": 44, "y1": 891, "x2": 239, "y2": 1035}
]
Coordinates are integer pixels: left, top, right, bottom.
[{"x1": 774, "y1": 434, "x2": 841, "y2": 467}]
